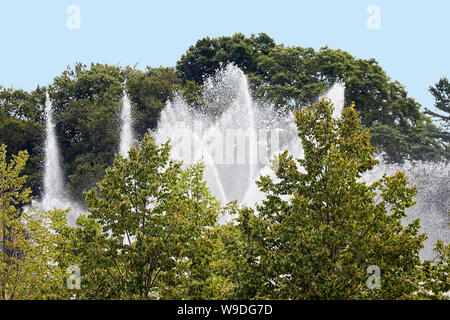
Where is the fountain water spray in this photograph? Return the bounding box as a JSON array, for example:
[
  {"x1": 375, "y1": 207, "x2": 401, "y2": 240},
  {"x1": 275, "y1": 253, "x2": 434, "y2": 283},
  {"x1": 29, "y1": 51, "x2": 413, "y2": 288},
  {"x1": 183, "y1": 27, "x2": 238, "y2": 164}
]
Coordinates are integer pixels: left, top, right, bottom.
[
  {"x1": 32, "y1": 92, "x2": 82, "y2": 225},
  {"x1": 322, "y1": 82, "x2": 346, "y2": 119},
  {"x1": 155, "y1": 64, "x2": 448, "y2": 259},
  {"x1": 155, "y1": 65, "x2": 345, "y2": 205},
  {"x1": 119, "y1": 90, "x2": 134, "y2": 158},
  {"x1": 362, "y1": 159, "x2": 450, "y2": 260},
  {"x1": 42, "y1": 92, "x2": 65, "y2": 205},
  {"x1": 242, "y1": 81, "x2": 346, "y2": 204}
]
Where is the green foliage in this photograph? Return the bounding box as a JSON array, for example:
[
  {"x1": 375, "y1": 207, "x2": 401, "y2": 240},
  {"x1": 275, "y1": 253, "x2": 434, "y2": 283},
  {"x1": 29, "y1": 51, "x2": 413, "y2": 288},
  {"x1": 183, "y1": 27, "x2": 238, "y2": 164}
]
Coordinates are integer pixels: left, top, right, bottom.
[
  {"x1": 0, "y1": 35, "x2": 448, "y2": 300},
  {"x1": 0, "y1": 108, "x2": 447, "y2": 299},
  {"x1": 0, "y1": 87, "x2": 45, "y2": 196},
  {"x1": 44, "y1": 64, "x2": 199, "y2": 201},
  {"x1": 416, "y1": 240, "x2": 450, "y2": 299},
  {"x1": 0, "y1": 144, "x2": 69, "y2": 300},
  {"x1": 230, "y1": 99, "x2": 448, "y2": 299},
  {"x1": 176, "y1": 34, "x2": 446, "y2": 162},
  {"x1": 61, "y1": 135, "x2": 223, "y2": 299},
  {"x1": 49, "y1": 63, "x2": 125, "y2": 201},
  {"x1": 251, "y1": 46, "x2": 329, "y2": 107},
  {"x1": 126, "y1": 66, "x2": 201, "y2": 141},
  {"x1": 176, "y1": 33, "x2": 276, "y2": 84},
  {"x1": 1, "y1": 35, "x2": 447, "y2": 201},
  {"x1": 427, "y1": 77, "x2": 450, "y2": 129},
  {"x1": 424, "y1": 77, "x2": 450, "y2": 159}
]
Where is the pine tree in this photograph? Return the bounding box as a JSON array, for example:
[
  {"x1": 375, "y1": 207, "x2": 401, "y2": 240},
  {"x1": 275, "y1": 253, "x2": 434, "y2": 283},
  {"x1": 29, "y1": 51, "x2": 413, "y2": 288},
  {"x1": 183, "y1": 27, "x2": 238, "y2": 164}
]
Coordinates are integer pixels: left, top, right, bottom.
[{"x1": 427, "y1": 77, "x2": 450, "y2": 129}]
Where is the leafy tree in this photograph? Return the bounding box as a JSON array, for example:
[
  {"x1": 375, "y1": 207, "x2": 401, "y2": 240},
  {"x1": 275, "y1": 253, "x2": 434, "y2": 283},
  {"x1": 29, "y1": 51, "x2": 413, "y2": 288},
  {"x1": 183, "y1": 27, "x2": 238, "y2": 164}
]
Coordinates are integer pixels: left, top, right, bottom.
[
  {"x1": 126, "y1": 66, "x2": 201, "y2": 141},
  {"x1": 416, "y1": 239, "x2": 449, "y2": 299},
  {"x1": 213, "y1": 222, "x2": 251, "y2": 299},
  {"x1": 61, "y1": 135, "x2": 223, "y2": 299},
  {"x1": 370, "y1": 114, "x2": 449, "y2": 162},
  {"x1": 176, "y1": 33, "x2": 275, "y2": 84},
  {"x1": 252, "y1": 46, "x2": 329, "y2": 108},
  {"x1": 404, "y1": 115, "x2": 450, "y2": 161},
  {"x1": 253, "y1": 46, "x2": 435, "y2": 162},
  {"x1": 176, "y1": 34, "x2": 446, "y2": 162},
  {"x1": 47, "y1": 64, "x2": 200, "y2": 201},
  {"x1": 232, "y1": 99, "x2": 447, "y2": 299},
  {"x1": 0, "y1": 37, "x2": 445, "y2": 204},
  {"x1": 49, "y1": 63, "x2": 125, "y2": 201},
  {"x1": 0, "y1": 87, "x2": 45, "y2": 197},
  {"x1": 0, "y1": 144, "x2": 69, "y2": 300}
]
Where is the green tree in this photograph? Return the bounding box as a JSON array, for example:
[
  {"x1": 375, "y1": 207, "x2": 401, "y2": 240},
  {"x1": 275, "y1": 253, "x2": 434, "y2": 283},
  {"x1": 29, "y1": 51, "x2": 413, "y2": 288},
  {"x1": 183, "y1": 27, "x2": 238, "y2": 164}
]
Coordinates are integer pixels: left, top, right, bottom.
[
  {"x1": 416, "y1": 240, "x2": 449, "y2": 299},
  {"x1": 0, "y1": 87, "x2": 45, "y2": 197},
  {"x1": 232, "y1": 99, "x2": 446, "y2": 299},
  {"x1": 253, "y1": 46, "x2": 435, "y2": 162},
  {"x1": 427, "y1": 77, "x2": 450, "y2": 129},
  {"x1": 126, "y1": 66, "x2": 201, "y2": 141},
  {"x1": 176, "y1": 33, "x2": 275, "y2": 84},
  {"x1": 424, "y1": 77, "x2": 450, "y2": 159},
  {"x1": 252, "y1": 46, "x2": 329, "y2": 108},
  {"x1": 61, "y1": 135, "x2": 223, "y2": 299},
  {"x1": 0, "y1": 144, "x2": 69, "y2": 300},
  {"x1": 49, "y1": 63, "x2": 125, "y2": 201},
  {"x1": 46, "y1": 63, "x2": 201, "y2": 202},
  {"x1": 176, "y1": 34, "x2": 446, "y2": 162}
]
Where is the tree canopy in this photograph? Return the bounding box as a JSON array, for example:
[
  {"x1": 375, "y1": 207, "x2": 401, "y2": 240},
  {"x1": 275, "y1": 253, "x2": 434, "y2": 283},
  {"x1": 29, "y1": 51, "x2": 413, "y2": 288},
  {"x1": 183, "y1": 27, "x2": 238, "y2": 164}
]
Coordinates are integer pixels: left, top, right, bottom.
[
  {"x1": 58, "y1": 135, "x2": 226, "y2": 299},
  {"x1": 225, "y1": 100, "x2": 449, "y2": 299},
  {"x1": 0, "y1": 144, "x2": 69, "y2": 299},
  {"x1": 0, "y1": 87, "x2": 45, "y2": 196},
  {"x1": 0, "y1": 35, "x2": 447, "y2": 301},
  {"x1": 176, "y1": 33, "x2": 449, "y2": 162},
  {"x1": 0, "y1": 99, "x2": 447, "y2": 299},
  {"x1": 425, "y1": 77, "x2": 450, "y2": 155},
  {"x1": 0, "y1": 34, "x2": 448, "y2": 202},
  {"x1": 427, "y1": 77, "x2": 450, "y2": 128}
]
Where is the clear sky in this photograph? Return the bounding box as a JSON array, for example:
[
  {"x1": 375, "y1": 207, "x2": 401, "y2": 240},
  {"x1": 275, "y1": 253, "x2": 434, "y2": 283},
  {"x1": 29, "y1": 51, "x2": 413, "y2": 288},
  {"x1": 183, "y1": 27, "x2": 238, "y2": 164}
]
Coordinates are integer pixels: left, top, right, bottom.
[{"x1": 0, "y1": 0, "x2": 449, "y2": 111}]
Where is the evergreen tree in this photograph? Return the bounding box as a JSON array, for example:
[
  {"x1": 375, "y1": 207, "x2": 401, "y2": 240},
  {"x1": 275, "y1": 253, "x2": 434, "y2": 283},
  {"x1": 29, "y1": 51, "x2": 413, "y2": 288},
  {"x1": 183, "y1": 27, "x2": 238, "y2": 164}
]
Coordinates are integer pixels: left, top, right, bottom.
[{"x1": 427, "y1": 77, "x2": 450, "y2": 129}]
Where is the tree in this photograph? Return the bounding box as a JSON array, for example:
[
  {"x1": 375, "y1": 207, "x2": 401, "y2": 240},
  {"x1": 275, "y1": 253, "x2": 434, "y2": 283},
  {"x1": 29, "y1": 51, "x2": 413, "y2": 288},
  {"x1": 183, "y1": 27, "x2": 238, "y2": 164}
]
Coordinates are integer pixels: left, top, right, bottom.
[
  {"x1": 0, "y1": 87, "x2": 45, "y2": 197},
  {"x1": 176, "y1": 33, "x2": 276, "y2": 84},
  {"x1": 126, "y1": 66, "x2": 201, "y2": 141},
  {"x1": 62, "y1": 135, "x2": 223, "y2": 299},
  {"x1": 46, "y1": 63, "x2": 201, "y2": 202},
  {"x1": 253, "y1": 46, "x2": 436, "y2": 162},
  {"x1": 424, "y1": 77, "x2": 450, "y2": 159},
  {"x1": 0, "y1": 144, "x2": 69, "y2": 300},
  {"x1": 49, "y1": 63, "x2": 125, "y2": 201},
  {"x1": 417, "y1": 239, "x2": 449, "y2": 299},
  {"x1": 232, "y1": 99, "x2": 448, "y2": 299},
  {"x1": 427, "y1": 77, "x2": 450, "y2": 129},
  {"x1": 252, "y1": 46, "x2": 329, "y2": 108},
  {"x1": 176, "y1": 34, "x2": 446, "y2": 162}
]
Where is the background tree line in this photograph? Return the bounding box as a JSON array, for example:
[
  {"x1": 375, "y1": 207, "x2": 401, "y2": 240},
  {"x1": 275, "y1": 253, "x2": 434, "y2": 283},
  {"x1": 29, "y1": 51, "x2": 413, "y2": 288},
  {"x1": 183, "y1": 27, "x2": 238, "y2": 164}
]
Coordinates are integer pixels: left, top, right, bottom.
[{"x1": 0, "y1": 33, "x2": 449, "y2": 203}]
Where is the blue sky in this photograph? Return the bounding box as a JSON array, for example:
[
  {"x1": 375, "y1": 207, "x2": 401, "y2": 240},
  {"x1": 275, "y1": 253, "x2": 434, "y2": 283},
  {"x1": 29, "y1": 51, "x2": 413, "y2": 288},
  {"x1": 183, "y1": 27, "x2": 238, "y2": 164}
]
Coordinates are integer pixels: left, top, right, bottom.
[{"x1": 0, "y1": 0, "x2": 449, "y2": 111}]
